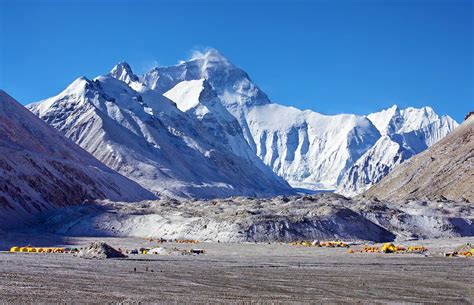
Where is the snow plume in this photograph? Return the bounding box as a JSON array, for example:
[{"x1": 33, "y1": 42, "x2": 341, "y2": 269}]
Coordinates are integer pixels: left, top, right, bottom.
[
  {"x1": 190, "y1": 47, "x2": 211, "y2": 60},
  {"x1": 189, "y1": 47, "x2": 228, "y2": 63},
  {"x1": 176, "y1": 47, "x2": 214, "y2": 64}
]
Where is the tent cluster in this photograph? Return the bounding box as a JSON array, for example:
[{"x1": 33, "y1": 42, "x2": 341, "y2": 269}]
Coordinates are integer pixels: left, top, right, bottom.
[
  {"x1": 348, "y1": 243, "x2": 428, "y2": 254},
  {"x1": 9, "y1": 246, "x2": 79, "y2": 253},
  {"x1": 445, "y1": 243, "x2": 474, "y2": 257},
  {"x1": 290, "y1": 240, "x2": 349, "y2": 248}
]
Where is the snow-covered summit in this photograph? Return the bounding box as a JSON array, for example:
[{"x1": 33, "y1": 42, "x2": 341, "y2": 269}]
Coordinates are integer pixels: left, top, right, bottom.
[
  {"x1": 368, "y1": 105, "x2": 456, "y2": 139},
  {"x1": 141, "y1": 50, "x2": 270, "y2": 109},
  {"x1": 109, "y1": 61, "x2": 139, "y2": 83},
  {"x1": 189, "y1": 48, "x2": 230, "y2": 64},
  {"x1": 366, "y1": 105, "x2": 400, "y2": 134}
]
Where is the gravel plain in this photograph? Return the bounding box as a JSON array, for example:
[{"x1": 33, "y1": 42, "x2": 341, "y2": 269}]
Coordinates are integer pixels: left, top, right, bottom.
[{"x1": 0, "y1": 236, "x2": 472, "y2": 303}]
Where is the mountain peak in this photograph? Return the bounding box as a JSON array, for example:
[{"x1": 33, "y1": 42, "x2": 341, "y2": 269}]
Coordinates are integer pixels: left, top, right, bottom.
[
  {"x1": 191, "y1": 48, "x2": 229, "y2": 63},
  {"x1": 367, "y1": 105, "x2": 400, "y2": 134},
  {"x1": 65, "y1": 76, "x2": 91, "y2": 92},
  {"x1": 388, "y1": 104, "x2": 399, "y2": 112},
  {"x1": 110, "y1": 61, "x2": 139, "y2": 83}
]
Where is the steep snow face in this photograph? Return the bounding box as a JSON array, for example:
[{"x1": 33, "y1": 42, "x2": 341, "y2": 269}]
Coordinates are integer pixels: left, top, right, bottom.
[
  {"x1": 28, "y1": 66, "x2": 293, "y2": 199},
  {"x1": 109, "y1": 62, "x2": 139, "y2": 84},
  {"x1": 28, "y1": 51, "x2": 457, "y2": 198},
  {"x1": 337, "y1": 105, "x2": 459, "y2": 196},
  {"x1": 246, "y1": 104, "x2": 381, "y2": 190},
  {"x1": 164, "y1": 79, "x2": 205, "y2": 112},
  {"x1": 163, "y1": 79, "x2": 275, "y2": 170},
  {"x1": 336, "y1": 136, "x2": 413, "y2": 196},
  {"x1": 0, "y1": 90, "x2": 155, "y2": 226}
]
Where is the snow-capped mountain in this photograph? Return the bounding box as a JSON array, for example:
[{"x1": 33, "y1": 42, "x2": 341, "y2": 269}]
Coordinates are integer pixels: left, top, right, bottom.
[
  {"x1": 141, "y1": 49, "x2": 270, "y2": 148},
  {"x1": 0, "y1": 90, "x2": 155, "y2": 226},
  {"x1": 139, "y1": 50, "x2": 382, "y2": 190},
  {"x1": 136, "y1": 49, "x2": 457, "y2": 193},
  {"x1": 337, "y1": 105, "x2": 458, "y2": 196},
  {"x1": 363, "y1": 114, "x2": 473, "y2": 202},
  {"x1": 28, "y1": 64, "x2": 293, "y2": 199},
  {"x1": 28, "y1": 49, "x2": 457, "y2": 198}
]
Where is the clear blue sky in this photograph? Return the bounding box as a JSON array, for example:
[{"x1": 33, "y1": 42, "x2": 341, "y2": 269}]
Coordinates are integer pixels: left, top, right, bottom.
[{"x1": 1, "y1": 0, "x2": 472, "y2": 122}]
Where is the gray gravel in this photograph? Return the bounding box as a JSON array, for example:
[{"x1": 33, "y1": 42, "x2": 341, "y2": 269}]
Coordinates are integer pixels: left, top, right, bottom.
[{"x1": 0, "y1": 237, "x2": 472, "y2": 303}]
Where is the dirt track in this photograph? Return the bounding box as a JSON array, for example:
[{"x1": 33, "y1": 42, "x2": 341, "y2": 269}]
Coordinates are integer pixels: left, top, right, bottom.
[{"x1": 0, "y1": 237, "x2": 473, "y2": 303}]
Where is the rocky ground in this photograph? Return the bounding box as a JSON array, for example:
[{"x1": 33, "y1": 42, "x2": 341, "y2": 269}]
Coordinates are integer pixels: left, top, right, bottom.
[
  {"x1": 0, "y1": 236, "x2": 472, "y2": 303},
  {"x1": 25, "y1": 193, "x2": 473, "y2": 243},
  {"x1": 1, "y1": 193, "x2": 472, "y2": 303}
]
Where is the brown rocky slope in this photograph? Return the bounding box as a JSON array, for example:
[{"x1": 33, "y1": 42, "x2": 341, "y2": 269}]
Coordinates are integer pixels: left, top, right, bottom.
[
  {"x1": 0, "y1": 90, "x2": 155, "y2": 227},
  {"x1": 362, "y1": 114, "x2": 473, "y2": 202}
]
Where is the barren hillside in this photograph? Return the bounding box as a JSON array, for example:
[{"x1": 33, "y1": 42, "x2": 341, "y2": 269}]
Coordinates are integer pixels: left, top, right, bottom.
[{"x1": 363, "y1": 115, "x2": 473, "y2": 202}]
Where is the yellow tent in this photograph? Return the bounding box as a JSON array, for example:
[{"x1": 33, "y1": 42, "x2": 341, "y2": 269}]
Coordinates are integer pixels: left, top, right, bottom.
[
  {"x1": 19, "y1": 247, "x2": 29, "y2": 252},
  {"x1": 381, "y1": 243, "x2": 397, "y2": 253},
  {"x1": 10, "y1": 246, "x2": 20, "y2": 252}
]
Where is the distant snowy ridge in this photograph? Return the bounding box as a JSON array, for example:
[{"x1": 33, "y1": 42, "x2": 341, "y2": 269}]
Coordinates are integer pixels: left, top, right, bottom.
[
  {"x1": 337, "y1": 105, "x2": 458, "y2": 196},
  {"x1": 363, "y1": 115, "x2": 473, "y2": 202},
  {"x1": 28, "y1": 49, "x2": 457, "y2": 197}
]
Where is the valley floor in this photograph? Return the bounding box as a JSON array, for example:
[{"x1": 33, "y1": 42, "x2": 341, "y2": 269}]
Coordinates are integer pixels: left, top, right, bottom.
[{"x1": 0, "y1": 236, "x2": 472, "y2": 303}]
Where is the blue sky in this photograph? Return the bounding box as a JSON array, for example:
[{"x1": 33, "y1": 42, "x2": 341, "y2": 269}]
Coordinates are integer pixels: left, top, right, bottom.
[{"x1": 1, "y1": 0, "x2": 472, "y2": 122}]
